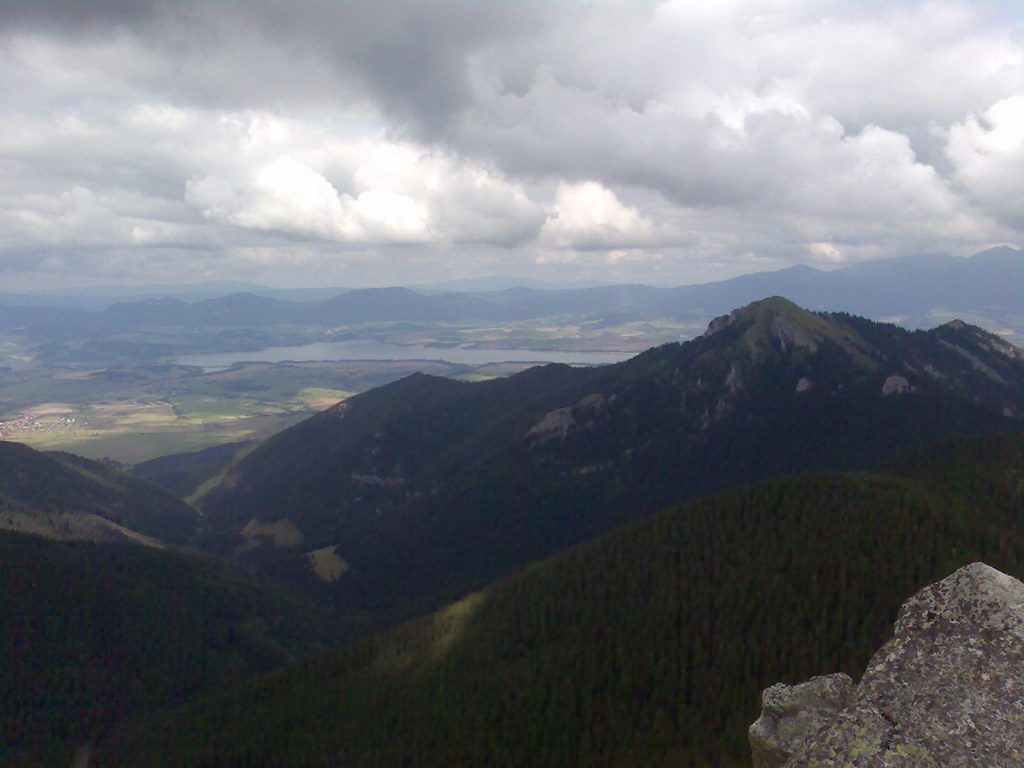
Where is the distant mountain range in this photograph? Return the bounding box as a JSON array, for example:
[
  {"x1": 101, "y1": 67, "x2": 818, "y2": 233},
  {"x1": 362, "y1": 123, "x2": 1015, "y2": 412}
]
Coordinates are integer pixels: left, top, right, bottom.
[
  {"x1": 410, "y1": 274, "x2": 614, "y2": 292},
  {"x1": 2, "y1": 247, "x2": 1019, "y2": 342},
  {"x1": 453, "y1": 245, "x2": 1022, "y2": 327},
  {"x1": 0, "y1": 280, "x2": 352, "y2": 308},
  {"x1": 194, "y1": 297, "x2": 1024, "y2": 617}
]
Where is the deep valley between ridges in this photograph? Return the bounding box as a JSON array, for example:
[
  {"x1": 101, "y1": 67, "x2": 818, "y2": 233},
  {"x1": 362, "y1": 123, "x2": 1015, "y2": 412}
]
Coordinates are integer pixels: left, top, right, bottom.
[{"x1": 2, "y1": 295, "x2": 1023, "y2": 767}]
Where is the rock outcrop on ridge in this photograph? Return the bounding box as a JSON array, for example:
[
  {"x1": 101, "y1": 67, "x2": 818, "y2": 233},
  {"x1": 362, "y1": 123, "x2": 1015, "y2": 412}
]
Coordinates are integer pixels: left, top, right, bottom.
[{"x1": 749, "y1": 562, "x2": 1024, "y2": 767}]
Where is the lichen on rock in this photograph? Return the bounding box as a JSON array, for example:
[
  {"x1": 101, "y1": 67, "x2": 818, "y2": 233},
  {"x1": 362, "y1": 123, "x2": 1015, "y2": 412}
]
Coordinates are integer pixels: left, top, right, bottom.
[
  {"x1": 749, "y1": 674, "x2": 854, "y2": 768},
  {"x1": 750, "y1": 563, "x2": 1024, "y2": 767}
]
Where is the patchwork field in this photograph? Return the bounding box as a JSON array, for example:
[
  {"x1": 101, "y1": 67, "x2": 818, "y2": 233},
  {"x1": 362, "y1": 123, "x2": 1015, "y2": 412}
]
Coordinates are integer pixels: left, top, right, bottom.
[
  {"x1": 0, "y1": 358, "x2": 542, "y2": 464},
  {"x1": 0, "y1": 308, "x2": 697, "y2": 465},
  {"x1": 0, "y1": 398, "x2": 309, "y2": 464}
]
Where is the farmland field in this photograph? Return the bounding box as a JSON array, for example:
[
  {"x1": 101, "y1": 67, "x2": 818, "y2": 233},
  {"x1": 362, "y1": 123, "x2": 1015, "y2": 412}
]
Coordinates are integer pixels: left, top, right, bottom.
[
  {"x1": 0, "y1": 311, "x2": 676, "y2": 464},
  {"x1": 0, "y1": 358, "x2": 547, "y2": 463}
]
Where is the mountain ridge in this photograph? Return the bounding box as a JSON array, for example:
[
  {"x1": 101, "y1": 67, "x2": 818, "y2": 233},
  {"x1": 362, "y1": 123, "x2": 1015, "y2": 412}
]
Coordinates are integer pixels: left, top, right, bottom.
[
  {"x1": 2, "y1": 246, "x2": 1019, "y2": 343},
  {"x1": 0, "y1": 440, "x2": 199, "y2": 545},
  {"x1": 197, "y1": 298, "x2": 1024, "y2": 617}
]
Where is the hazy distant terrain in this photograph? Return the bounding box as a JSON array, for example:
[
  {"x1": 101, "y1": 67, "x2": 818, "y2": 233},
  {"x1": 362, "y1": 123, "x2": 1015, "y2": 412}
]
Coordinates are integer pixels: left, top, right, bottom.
[
  {"x1": 0, "y1": 357, "x2": 541, "y2": 463},
  {"x1": 3, "y1": 4, "x2": 1019, "y2": 766},
  {"x1": 0, "y1": 247, "x2": 1019, "y2": 463}
]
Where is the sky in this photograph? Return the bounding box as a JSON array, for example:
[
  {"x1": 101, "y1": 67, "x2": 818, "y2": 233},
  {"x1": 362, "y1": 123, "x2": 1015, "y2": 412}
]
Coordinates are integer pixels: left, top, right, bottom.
[{"x1": 0, "y1": 0, "x2": 1021, "y2": 290}]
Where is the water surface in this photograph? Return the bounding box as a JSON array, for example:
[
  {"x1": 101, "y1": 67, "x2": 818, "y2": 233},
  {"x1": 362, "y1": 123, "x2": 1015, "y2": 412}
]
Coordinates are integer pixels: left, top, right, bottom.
[{"x1": 172, "y1": 339, "x2": 633, "y2": 370}]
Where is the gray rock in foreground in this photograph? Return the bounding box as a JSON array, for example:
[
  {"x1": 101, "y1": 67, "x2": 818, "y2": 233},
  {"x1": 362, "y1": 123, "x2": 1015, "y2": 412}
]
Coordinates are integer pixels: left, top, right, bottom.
[
  {"x1": 749, "y1": 562, "x2": 1024, "y2": 768},
  {"x1": 749, "y1": 674, "x2": 854, "y2": 768}
]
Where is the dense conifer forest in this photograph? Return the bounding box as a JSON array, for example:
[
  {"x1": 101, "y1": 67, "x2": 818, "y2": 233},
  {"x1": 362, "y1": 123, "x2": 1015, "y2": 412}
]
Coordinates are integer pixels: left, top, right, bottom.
[
  {"x1": 0, "y1": 535, "x2": 340, "y2": 767},
  {"x1": 99, "y1": 432, "x2": 1024, "y2": 767},
  {"x1": 0, "y1": 440, "x2": 198, "y2": 543}
]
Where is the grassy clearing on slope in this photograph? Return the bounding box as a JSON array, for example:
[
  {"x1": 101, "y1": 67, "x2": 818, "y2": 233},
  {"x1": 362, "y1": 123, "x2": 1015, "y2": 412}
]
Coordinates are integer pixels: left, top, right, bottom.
[
  {"x1": 9, "y1": 410, "x2": 308, "y2": 464},
  {"x1": 294, "y1": 388, "x2": 353, "y2": 409}
]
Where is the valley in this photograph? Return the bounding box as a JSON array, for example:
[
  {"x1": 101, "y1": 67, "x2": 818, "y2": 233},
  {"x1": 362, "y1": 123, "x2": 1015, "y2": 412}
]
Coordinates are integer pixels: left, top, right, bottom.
[
  {"x1": 5, "y1": 6, "x2": 1021, "y2": 764},
  {"x1": 1, "y1": 263, "x2": 1023, "y2": 767},
  {"x1": 1, "y1": 247, "x2": 1019, "y2": 464},
  {"x1": 0, "y1": 312, "x2": 648, "y2": 463},
  {"x1": 96, "y1": 435, "x2": 1024, "y2": 767},
  {"x1": 0, "y1": 358, "x2": 549, "y2": 463}
]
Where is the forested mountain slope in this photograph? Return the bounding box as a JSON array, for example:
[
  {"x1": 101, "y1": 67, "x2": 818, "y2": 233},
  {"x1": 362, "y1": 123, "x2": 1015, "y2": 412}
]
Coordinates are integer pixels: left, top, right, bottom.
[
  {"x1": 0, "y1": 440, "x2": 199, "y2": 544},
  {"x1": 99, "y1": 431, "x2": 1024, "y2": 768},
  {"x1": 0, "y1": 533, "x2": 343, "y2": 767},
  {"x1": 0, "y1": 439, "x2": 348, "y2": 765},
  {"x1": 130, "y1": 439, "x2": 252, "y2": 500},
  {"x1": 198, "y1": 298, "x2": 1024, "y2": 615}
]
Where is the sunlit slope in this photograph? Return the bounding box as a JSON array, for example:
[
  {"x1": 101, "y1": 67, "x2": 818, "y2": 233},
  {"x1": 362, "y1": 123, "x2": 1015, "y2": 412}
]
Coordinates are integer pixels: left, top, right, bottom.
[
  {"x1": 101, "y1": 433, "x2": 1024, "y2": 768},
  {"x1": 130, "y1": 439, "x2": 253, "y2": 500}
]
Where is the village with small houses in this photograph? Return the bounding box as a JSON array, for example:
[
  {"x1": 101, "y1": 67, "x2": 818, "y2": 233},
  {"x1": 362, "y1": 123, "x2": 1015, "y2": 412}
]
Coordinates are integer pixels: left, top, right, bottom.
[{"x1": 0, "y1": 412, "x2": 79, "y2": 439}]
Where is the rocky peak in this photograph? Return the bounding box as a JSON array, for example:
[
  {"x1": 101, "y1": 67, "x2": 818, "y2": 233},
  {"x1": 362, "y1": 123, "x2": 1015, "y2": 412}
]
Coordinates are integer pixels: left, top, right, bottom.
[
  {"x1": 750, "y1": 562, "x2": 1024, "y2": 767},
  {"x1": 894, "y1": 561, "x2": 1024, "y2": 639},
  {"x1": 749, "y1": 674, "x2": 855, "y2": 768},
  {"x1": 701, "y1": 296, "x2": 868, "y2": 365},
  {"x1": 703, "y1": 297, "x2": 814, "y2": 339},
  {"x1": 932, "y1": 319, "x2": 1024, "y2": 363}
]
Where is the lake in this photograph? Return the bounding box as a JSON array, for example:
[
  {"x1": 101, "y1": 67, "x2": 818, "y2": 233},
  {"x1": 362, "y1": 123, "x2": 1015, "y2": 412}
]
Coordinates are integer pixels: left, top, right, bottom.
[{"x1": 171, "y1": 339, "x2": 635, "y2": 370}]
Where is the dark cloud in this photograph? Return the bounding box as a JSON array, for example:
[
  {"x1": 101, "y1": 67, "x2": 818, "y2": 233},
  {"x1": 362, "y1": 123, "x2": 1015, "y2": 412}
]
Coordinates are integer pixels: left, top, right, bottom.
[
  {"x1": 249, "y1": 0, "x2": 551, "y2": 136},
  {"x1": 0, "y1": 0, "x2": 171, "y2": 31},
  {"x1": 2, "y1": 0, "x2": 552, "y2": 132}
]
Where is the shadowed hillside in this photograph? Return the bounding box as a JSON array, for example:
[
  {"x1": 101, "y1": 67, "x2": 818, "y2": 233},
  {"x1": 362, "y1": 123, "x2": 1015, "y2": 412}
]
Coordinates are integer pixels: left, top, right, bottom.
[
  {"x1": 195, "y1": 299, "x2": 1024, "y2": 620},
  {"x1": 0, "y1": 533, "x2": 343, "y2": 767},
  {"x1": 0, "y1": 440, "x2": 199, "y2": 544},
  {"x1": 98, "y1": 432, "x2": 1024, "y2": 768}
]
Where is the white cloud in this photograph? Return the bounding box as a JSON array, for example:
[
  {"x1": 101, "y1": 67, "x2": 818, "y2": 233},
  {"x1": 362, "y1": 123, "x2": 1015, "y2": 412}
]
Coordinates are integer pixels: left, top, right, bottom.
[
  {"x1": 0, "y1": 0, "x2": 1019, "y2": 287},
  {"x1": 186, "y1": 155, "x2": 434, "y2": 244},
  {"x1": 541, "y1": 181, "x2": 684, "y2": 250},
  {"x1": 808, "y1": 242, "x2": 842, "y2": 263},
  {"x1": 944, "y1": 95, "x2": 1024, "y2": 230},
  {"x1": 773, "y1": 122, "x2": 982, "y2": 242},
  {"x1": 183, "y1": 119, "x2": 545, "y2": 246}
]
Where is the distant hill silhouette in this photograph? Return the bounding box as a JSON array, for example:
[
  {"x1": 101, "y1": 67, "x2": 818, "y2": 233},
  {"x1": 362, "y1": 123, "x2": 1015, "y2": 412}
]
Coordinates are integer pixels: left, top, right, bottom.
[{"x1": 1, "y1": 247, "x2": 1019, "y2": 341}]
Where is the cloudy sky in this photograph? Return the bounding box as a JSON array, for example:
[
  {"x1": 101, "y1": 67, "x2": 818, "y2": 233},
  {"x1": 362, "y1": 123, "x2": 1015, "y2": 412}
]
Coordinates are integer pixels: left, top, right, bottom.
[{"x1": 1, "y1": 0, "x2": 1021, "y2": 289}]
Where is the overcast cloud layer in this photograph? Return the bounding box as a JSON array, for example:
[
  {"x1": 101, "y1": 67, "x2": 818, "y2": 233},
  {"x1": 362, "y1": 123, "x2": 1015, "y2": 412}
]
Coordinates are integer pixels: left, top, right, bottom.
[{"x1": 0, "y1": 0, "x2": 1020, "y2": 288}]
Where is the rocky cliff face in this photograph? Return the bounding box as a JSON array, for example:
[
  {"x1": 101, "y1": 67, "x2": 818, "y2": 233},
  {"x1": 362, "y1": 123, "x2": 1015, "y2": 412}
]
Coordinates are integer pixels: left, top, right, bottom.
[{"x1": 749, "y1": 562, "x2": 1024, "y2": 767}]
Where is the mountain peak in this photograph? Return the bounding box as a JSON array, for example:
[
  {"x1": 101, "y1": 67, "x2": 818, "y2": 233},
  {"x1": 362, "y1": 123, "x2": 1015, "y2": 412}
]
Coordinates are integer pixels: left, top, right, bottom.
[
  {"x1": 702, "y1": 296, "x2": 858, "y2": 355},
  {"x1": 703, "y1": 296, "x2": 808, "y2": 335},
  {"x1": 930, "y1": 318, "x2": 1024, "y2": 362},
  {"x1": 970, "y1": 244, "x2": 1021, "y2": 262}
]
